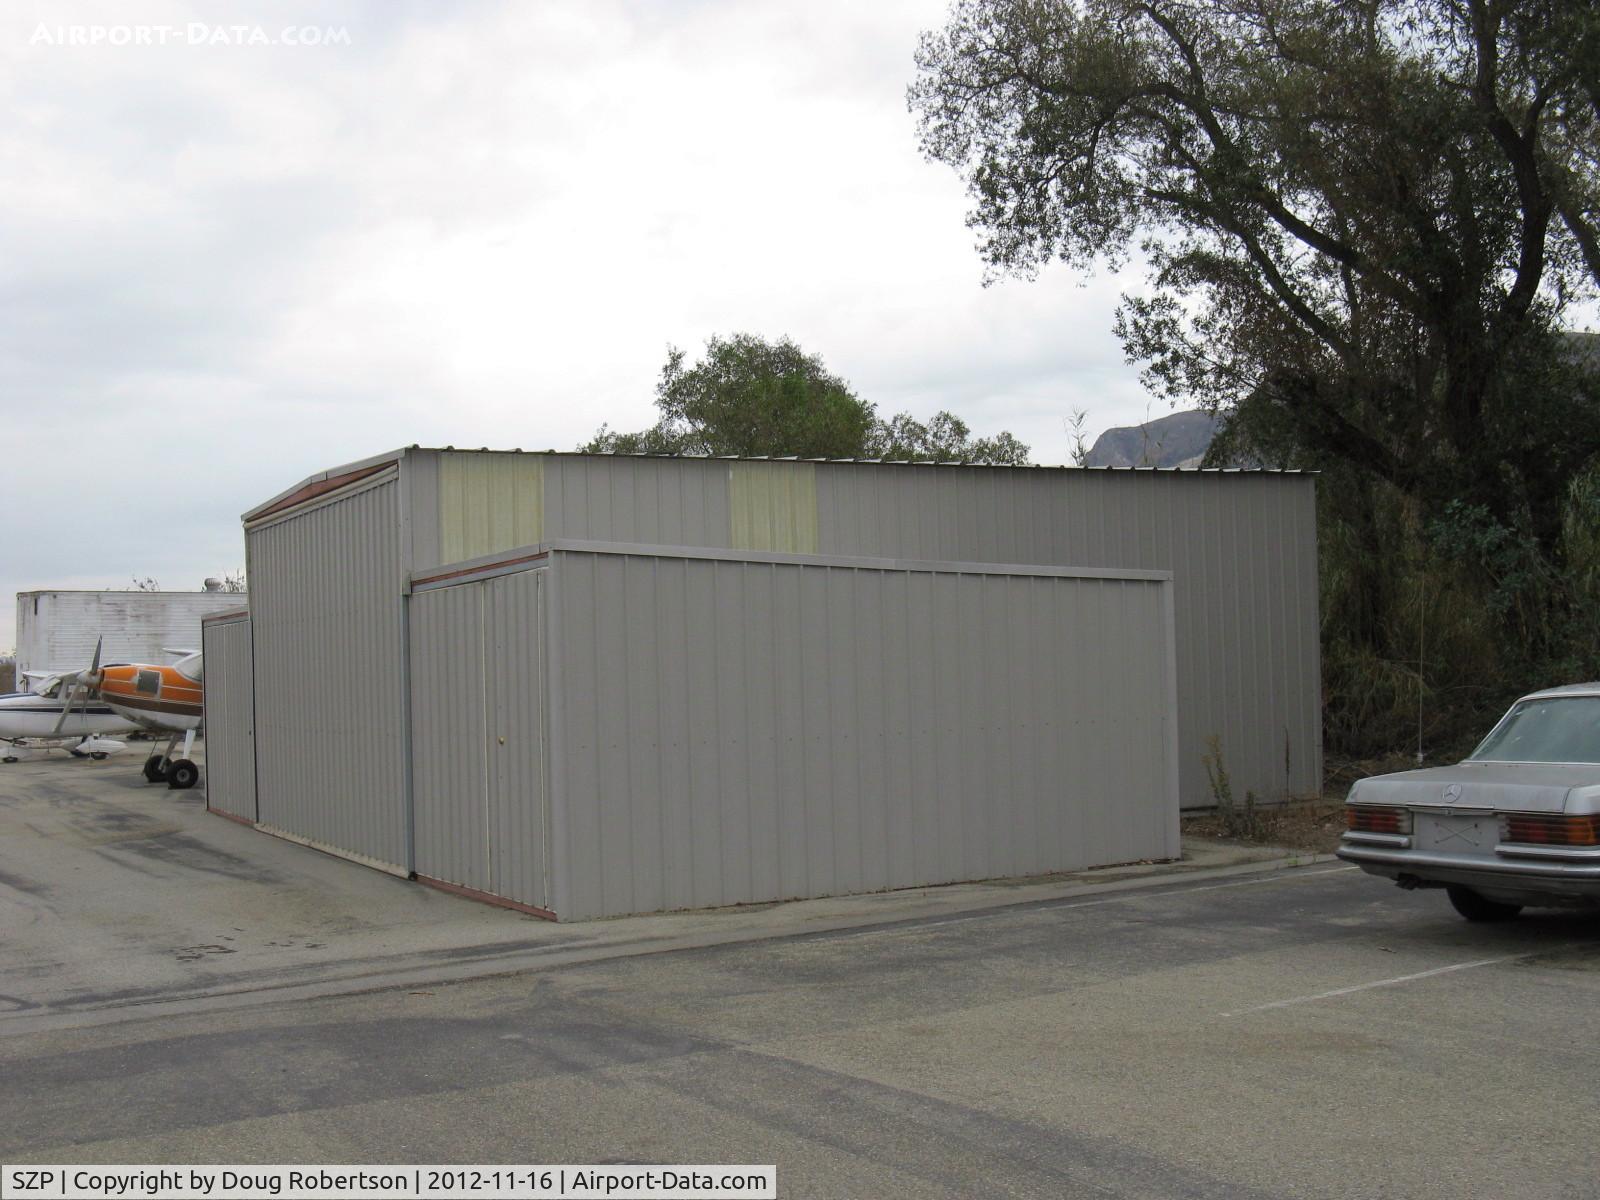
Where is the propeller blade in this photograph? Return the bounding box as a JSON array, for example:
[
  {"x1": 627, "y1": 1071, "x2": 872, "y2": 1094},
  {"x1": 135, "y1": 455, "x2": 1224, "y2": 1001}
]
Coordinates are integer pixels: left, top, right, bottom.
[
  {"x1": 50, "y1": 637, "x2": 104, "y2": 737},
  {"x1": 51, "y1": 680, "x2": 86, "y2": 736}
]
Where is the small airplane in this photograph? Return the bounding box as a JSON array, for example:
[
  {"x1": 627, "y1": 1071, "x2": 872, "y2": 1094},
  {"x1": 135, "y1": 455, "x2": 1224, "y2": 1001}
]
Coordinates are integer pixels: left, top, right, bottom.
[
  {"x1": 32, "y1": 637, "x2": 207, "y2": 789},
  {"x1": 0, "y1": 639, "x2": 136, "y2": 761}
]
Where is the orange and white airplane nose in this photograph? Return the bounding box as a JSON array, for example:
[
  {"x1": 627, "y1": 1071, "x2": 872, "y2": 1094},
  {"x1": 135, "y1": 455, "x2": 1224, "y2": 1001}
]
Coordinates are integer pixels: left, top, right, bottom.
[
  {"x1": 93, "y1": 660, "x2": 204, "y2": 734},
  {"x1": 96, "y1": 665, "x2": 135, "y2": 694}
]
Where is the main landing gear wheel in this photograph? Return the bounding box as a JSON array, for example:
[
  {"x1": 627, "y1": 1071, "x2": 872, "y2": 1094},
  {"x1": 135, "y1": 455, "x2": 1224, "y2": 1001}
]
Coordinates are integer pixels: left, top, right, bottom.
[
  {"x1": 167, "y1": 759, "x2": 200, "y2": 791},
  {"x1": 90, "y1": 752, "x2": 108, "y2": 760},
  {"x1": 1, "y1": 755, "x2": 17, "y2": 764},
  {"x1": 1446, "y1": 885, "x2": 1523, "y2": 922},
  {"x1": 143, "y1": 755, "x2": 168, "y2": 783}
]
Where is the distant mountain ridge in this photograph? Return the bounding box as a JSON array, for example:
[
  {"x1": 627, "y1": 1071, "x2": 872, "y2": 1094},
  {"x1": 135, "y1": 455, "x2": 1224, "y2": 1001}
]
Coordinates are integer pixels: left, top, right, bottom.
[{"x1": 1084, "y1": 410, "x2": 1220, "y2": 468}]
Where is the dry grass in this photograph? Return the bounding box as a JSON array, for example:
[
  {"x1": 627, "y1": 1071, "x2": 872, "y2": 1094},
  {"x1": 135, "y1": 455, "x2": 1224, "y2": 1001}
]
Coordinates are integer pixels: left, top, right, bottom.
[
  {"x1": 1182, "y1": 794, "x2": 1350, "y2": 855},
  {"x1": 1183, "y1": 752, "x2": 1458, "y2": 855}
]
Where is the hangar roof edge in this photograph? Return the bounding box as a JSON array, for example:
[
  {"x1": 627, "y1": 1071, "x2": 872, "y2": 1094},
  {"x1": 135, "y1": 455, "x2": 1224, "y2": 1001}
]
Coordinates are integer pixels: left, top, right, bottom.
[
  {"x1": 400, "y1": 445, "x2": 1313, "y2": 474},
  {"x1": 244, "y1": 444, "x2": 1316, "y2": 527}
]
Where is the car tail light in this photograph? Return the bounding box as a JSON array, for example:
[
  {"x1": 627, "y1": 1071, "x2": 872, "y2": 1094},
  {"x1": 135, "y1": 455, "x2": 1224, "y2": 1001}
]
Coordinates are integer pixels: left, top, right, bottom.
[
  {"x1": 1347, "y1": 806, "x2": 1410, "y2": 835},
  {"x1": 1501, "y1": 813, "x2": 1600, "y2": 846}
]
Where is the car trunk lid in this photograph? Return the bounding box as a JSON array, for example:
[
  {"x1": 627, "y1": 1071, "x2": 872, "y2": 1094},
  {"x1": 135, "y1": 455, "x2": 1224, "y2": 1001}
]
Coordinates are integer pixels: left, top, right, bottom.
[{"x1": 1351, "y1": 763, "x2": 1599, "y2": 814}]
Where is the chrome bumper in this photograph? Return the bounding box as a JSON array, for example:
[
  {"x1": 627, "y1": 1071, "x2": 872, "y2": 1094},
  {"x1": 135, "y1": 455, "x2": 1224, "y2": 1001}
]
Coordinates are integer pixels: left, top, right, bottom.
[{"x1": 1337, "y1": 840, "x2": 1600, "y2": 898}]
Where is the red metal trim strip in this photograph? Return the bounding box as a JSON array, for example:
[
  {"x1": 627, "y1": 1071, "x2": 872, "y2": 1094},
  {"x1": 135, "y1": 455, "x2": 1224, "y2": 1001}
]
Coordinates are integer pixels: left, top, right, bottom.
[
  {"x1": 207, "y1": 806, "x2": 255, "y2": 826},
  {"x1": 416, "y1": 874, "x2": 558, "y2": 921},
  {"x1": 412, "y1": 550, "x2": 549, "y2": 587},
  {"x1": 249, "y1": 461, "x2": 392, "y2": 522}
]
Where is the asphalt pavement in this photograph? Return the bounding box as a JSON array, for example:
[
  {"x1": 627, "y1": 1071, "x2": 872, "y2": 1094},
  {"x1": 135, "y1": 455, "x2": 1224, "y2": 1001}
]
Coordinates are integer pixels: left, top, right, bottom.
[{"x1": 3, "y1": 754, "x2": 1599, "y2": 1198}]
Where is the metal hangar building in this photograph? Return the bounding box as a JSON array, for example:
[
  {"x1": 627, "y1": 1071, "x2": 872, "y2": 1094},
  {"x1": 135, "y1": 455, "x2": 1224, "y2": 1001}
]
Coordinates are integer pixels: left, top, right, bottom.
[{"x1": 202, "y1": 447, "x2": 1319, "y2": 921}]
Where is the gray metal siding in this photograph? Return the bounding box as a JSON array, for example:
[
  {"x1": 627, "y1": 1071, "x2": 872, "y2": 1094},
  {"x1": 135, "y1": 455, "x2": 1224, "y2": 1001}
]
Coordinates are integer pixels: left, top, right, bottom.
[
  {"x1": 493, "y1": 453, "x2": 1319, "y2": 809},
  {"x1": 201, "y1": 615, "x2": 256, "y2": 822},
  {"x1": 547, "y1": 547, "x2": 1176, "y2": 921},
  {"x1": 814, "y1": 465, "x2": 1321, "y2": 808},
  {"x1": 540, "y1": 455, "x2": 732, "y2": 548},
  {"x1": 410, "y1": 581, "x2": 488, "y2": 891},
  {"x1": 247, "y1": 476, "x2": 409, "y2": 872},
  {"x1": 484, "y1": 570, "x2": 550, "y2": 908},
  {"x1": 409, "y1": 569, "x2": 550, "y2": 910}
]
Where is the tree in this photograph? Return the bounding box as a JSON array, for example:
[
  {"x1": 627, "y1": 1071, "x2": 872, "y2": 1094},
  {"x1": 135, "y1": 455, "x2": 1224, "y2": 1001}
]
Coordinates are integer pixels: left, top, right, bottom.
[
  {"x1": 910, "y1": 0, "x2": 1600, "y2": 538},
  {"x1": 584, "y1": 334, "x2": 876, "y2": 459},
  {"x1": 584, "y1": 333, "x2": 1031, "y2": 464},
  {"x1": 867, "y1": 409, "x2": 1031, "y2": 464},
  {"x1": 914, "y1": 2, "x2": 1600, "y2": 758}
]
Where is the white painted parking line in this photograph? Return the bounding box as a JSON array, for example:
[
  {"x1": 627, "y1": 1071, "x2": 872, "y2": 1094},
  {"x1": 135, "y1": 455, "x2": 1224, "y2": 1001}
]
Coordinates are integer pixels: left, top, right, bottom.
[{"x1": 1221, "y1": 954, "x2": 1521, "y2": 1017}]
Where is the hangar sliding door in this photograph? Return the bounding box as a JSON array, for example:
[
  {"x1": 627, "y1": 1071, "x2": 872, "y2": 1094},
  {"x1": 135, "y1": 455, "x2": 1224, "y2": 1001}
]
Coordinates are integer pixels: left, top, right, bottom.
[
  {"x1": 407, "y1": 540, "x2": 1177, "y2": 922},
  {"x1": 544, "y1": 543, "x2": 1180, "y2": 921},
  {"x1": 409, "y1": 567, "x2": 551, "y2": 913},
  {"x1": 201, "y1": 611, "x2": 256, "y2": 823},
  {"x1": 248, "y1": 473, "x2": 408, "y2": 872}
]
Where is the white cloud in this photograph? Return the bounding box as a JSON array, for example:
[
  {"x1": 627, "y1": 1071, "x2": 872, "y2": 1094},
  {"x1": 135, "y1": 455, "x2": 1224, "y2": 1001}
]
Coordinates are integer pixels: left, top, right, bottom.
[{"x1": 0, "y1": 0, "x2": 1162, "y2": 651}]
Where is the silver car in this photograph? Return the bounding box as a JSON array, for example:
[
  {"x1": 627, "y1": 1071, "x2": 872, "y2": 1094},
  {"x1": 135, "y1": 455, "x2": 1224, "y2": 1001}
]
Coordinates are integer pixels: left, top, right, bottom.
[{"x1": 1338, "y1": 683, "x2": 1600, "y2": 921}]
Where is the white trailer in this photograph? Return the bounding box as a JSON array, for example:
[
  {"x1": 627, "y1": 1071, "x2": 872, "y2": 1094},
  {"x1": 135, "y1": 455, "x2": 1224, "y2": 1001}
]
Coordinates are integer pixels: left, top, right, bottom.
[{"x1": 15, "y1": 590, "x2": 248, "y2": 679}]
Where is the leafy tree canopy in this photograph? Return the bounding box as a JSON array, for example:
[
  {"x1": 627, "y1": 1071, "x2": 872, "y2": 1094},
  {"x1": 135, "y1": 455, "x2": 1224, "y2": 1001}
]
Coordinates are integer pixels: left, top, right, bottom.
[
  {"x1": 869, "y1": 410, "x2": 1032, "y2": 463},
  {"x1": 583, "y1": 333, "x2": 1031, "y2": 465},
  {"x1": 911, "y1": 0, "x2": 1600, "y2": 537}
]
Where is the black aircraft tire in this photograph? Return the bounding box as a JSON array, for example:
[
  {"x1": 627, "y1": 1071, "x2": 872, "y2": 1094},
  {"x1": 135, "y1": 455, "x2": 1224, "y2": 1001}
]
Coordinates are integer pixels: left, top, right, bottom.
[
  {"x1": 143, "y1": 755, "x2": 168, "y2": 783},
  {"x1": 167, "y1": 759, "x2": 200, "y2": 790}
]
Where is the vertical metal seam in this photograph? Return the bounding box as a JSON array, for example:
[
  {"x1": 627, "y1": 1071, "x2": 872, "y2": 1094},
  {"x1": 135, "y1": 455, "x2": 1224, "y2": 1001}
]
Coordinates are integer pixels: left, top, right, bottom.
[
  {"x1": 1162, "y1": 576, "x2": 1182, "y2": 858},
  {"x1": 536, "y1": 570, "x2": 550, "y2": 910},
  {"x1": 544, "y1": 551, "x2": 568, "y2": 918},
  {"x1": 478, "y1": 583, "x2": 491, "y2": 892}
]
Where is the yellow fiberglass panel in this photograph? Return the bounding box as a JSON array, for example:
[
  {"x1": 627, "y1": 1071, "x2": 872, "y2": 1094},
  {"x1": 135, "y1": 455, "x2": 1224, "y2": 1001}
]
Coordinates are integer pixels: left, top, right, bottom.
[
  {"x1": 729, "y1": 461, "x2": 818, "y2": 553},
  {"x1": 439, "y1": 452, "x2": 544, "y2": 563}
]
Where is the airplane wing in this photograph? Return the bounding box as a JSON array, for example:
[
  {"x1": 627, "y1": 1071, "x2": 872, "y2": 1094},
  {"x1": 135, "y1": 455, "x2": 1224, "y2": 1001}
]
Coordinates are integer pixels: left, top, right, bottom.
[
  {"x1": 21, "y1": 667, "x2": 104, "y2": 694},
  {"x1": 20, "y1": 670, "x2": 69, "y2": 696},
  {"x1": 161, "y1": 647, "x2": 199, "y2": 659}
]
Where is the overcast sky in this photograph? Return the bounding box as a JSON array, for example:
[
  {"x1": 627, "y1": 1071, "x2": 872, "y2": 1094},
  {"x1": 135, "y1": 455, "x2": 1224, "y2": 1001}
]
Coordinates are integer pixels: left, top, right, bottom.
[{"x1": 2, "y1": 0, "x2": 1165, "y2": 654}]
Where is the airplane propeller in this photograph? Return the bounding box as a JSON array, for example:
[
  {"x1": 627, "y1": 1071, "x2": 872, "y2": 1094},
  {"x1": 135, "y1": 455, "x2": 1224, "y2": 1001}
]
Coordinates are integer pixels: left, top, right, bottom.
[{"x1": 51, "y1": 636, "x2": 104, "y2": 737}]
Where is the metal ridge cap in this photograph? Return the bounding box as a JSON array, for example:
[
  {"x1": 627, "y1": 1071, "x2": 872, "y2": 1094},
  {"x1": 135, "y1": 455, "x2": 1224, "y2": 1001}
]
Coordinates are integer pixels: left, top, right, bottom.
[{"x1": 401, "y1": 446, "x2": 1318, "y2": 473}]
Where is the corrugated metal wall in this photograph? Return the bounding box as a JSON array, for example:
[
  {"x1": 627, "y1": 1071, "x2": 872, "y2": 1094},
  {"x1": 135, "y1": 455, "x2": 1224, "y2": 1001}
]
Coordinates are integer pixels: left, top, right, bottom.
[
  {"x1": 546, "y1": 546, "x2": 1177, "y2": 921},
  {"x1": 222, "y1": 448, "x2": 1314, "y2": 912},
  {"x1": 730, "y1": 461, "x2": 819, "y2": 552},
  {"x1": 201, "y1": 613, "x2": 256, "y2": 823},
  {"x1": 538, "y1": 454, "x2": 733, "y2": 547},
  {"x1": 437, "y1": 451, "x2": 544, "y2": 564},
  {"x1": 247, "y1": 474, "x2": 409, "y2": 872},
  {"x1": 409, "y1": 568, "x2": 551, "y2": 911},
  {"x1": 813, "y1": 465, "x2": 1321, "y2": 809},
  {"x1": 427, "y1": 453, "x2": 1319, "y2": 809}
]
